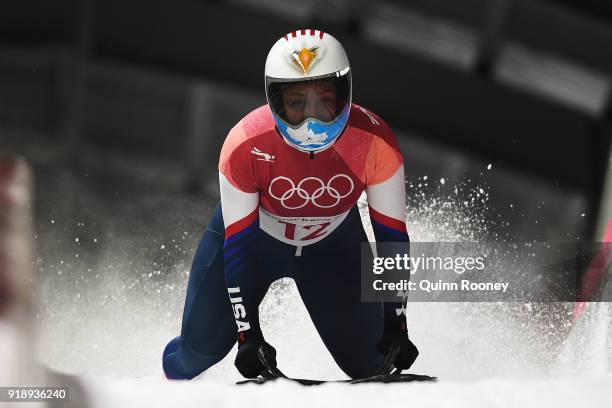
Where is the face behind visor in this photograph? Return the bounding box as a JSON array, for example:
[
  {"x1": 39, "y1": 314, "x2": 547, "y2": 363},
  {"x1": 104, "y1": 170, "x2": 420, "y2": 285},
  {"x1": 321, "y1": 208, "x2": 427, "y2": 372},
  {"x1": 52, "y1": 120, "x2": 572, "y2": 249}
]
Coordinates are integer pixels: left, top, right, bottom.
[{"x1": 266, "y1": 70, "x2": 351, "y2": 152}]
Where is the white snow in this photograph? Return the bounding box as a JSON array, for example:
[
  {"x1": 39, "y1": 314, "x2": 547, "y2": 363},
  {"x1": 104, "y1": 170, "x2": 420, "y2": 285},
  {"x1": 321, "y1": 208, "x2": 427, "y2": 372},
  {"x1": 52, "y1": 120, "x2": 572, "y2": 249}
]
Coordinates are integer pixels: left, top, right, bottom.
[
  {"x1": 80, "y1": 374, "x2": 612, "y2": 408},
  {"x1": 27, "y1": 179, "x2": 612, "y2": 407}
]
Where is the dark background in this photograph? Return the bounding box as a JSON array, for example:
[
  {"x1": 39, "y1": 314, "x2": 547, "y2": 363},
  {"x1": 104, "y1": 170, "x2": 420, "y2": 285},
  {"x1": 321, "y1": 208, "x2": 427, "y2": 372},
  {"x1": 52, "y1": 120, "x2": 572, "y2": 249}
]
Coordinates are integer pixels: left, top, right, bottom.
[{"x1": 1, "y1": 0, "x2": 611, "y2": 254}]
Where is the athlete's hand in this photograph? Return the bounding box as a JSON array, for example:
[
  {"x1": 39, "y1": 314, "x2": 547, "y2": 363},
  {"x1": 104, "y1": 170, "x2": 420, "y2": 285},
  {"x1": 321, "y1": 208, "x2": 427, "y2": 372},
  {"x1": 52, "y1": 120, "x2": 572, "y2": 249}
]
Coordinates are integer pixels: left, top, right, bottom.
[
  {"x1": 376, "y1": 316, "x2": 419, "y2": 371},
  {"x1": 235, "y1": 331, "x2": 277, "y2": 378}
]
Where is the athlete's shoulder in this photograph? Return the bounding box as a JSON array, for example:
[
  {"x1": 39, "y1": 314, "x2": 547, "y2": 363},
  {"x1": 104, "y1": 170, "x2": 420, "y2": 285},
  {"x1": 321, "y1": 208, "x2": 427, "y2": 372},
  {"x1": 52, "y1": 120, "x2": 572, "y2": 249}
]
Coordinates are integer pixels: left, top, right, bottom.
[
  {"x1": 348, "y1": 103, "x2": 399, "y2": 149},
  {"x1": 348, "y1": 103, "x2": 395, "y2": 140},
  {"x1": 225, "y1": 104, "x2": 274, "y2": 142},
  {"x1": 345, "y1": 104, "x2": 404, "y2": 185},
  {"x1": 221, "y1": 105, "x2": 275, "y2": 159},
  {"x1": 239, "y1": 104, "x2": 276, "y2": 137}
]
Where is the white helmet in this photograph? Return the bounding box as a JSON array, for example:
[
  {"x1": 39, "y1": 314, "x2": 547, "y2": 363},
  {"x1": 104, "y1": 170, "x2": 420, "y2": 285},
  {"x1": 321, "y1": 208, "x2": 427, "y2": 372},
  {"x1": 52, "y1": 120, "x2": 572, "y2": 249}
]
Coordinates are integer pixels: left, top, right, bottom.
[{"x1": 265, "y1": 29, "x2": 352, "y2": 153}]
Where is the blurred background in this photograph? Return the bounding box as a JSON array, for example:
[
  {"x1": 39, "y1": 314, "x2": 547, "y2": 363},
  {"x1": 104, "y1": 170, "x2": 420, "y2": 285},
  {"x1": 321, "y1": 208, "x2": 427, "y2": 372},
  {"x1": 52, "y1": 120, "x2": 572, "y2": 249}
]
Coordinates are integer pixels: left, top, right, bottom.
[
  {"x1": 1, "y1": 0, "x2": 611, "y2": 242},
  {"x1": 0, "y1": 0, "x2": 611, "y2": 378}
]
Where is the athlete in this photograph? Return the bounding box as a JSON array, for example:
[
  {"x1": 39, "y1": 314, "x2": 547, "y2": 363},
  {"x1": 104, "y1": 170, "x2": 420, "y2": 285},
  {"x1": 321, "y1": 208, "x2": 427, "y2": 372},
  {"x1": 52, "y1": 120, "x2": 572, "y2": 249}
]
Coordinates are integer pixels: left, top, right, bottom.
[{"x1": 162, "y1": 29, "x2": 419, "y2": 380}]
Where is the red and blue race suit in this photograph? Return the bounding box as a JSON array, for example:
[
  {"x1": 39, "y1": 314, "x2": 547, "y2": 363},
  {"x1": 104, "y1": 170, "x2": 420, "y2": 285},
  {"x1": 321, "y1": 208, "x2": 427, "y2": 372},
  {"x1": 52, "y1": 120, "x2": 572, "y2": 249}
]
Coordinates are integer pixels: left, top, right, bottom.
[{"x1": 163, "y1": 103, "x2": 410, "y2": 379}]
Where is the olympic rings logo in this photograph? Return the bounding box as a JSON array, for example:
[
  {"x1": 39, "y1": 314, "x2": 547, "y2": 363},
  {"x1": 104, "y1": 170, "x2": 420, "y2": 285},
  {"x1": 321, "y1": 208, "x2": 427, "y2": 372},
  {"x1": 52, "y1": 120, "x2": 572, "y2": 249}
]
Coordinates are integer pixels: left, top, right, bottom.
[{"x1": 268, "y1": 174, "x2": 355, "y2": 209}]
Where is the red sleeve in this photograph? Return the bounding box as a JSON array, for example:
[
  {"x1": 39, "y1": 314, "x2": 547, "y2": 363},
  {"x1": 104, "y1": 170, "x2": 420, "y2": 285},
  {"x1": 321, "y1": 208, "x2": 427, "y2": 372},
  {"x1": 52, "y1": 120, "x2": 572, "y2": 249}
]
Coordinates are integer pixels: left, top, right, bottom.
[
  {"x1": 218, "y1": 122, "x2": 258, "y2": 193},
  {"x1": 362, "y1": 109, "x2": 404, "y2": 186}
]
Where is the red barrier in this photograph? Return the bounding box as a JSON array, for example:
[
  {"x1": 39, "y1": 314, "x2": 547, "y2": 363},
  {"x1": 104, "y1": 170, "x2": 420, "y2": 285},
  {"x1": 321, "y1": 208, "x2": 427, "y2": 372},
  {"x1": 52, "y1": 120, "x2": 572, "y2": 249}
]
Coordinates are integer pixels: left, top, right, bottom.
[
  {"x1": 0, "y1": 157, "x2": 33, "y2": 318},
  {"x1": 573, "y1": 219, "x2": 612, "y2": 321}
]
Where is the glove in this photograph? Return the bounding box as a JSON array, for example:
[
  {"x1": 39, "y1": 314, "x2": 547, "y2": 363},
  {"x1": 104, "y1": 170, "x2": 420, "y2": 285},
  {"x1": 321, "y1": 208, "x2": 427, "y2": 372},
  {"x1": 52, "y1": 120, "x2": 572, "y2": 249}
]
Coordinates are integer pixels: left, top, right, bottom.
[
  {"x1": 235, "y1": 331, "x2": 277, "y2": 378},
  {"x1": 376, "y1": 315, "x2": 419, "y2": 371}
]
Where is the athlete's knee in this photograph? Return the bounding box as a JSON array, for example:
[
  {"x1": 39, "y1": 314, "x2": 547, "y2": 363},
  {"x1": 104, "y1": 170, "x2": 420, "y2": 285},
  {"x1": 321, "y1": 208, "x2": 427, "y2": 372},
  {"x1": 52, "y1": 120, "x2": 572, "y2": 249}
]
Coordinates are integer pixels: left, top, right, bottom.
[
  {"x1": 333, "y1": 349, "x2": 384, "y2": 379},
  {"x1": 340, "y1": 361, "x2": 382, "y2": 379},
  {"x1": 162, "y1": 336, "x2": 225, "y2": 380}
]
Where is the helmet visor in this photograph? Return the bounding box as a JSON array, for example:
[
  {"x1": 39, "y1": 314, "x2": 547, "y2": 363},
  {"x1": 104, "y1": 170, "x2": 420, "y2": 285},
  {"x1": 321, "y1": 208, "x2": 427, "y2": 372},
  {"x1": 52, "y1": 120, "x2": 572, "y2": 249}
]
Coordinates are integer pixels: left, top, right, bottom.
[{"x1": 266, "y1": 70, "x2": 351, "y2": 127}]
